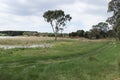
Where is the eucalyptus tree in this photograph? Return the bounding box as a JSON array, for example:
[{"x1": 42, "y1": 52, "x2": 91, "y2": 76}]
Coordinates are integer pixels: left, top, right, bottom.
[
  {"x1": 107, "y1": 0, "x2": 120, "y2": 40},
  {"x1": 43, "y1": 10, "x2": 72, "y2": 40},
  {"x1": 91, "y1": 22, "x2": 109, "y2": 38}
]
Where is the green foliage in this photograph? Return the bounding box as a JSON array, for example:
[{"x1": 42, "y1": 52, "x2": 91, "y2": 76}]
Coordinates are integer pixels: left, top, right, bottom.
[
  {"x1": 69, "y1": 32, "x2": 77, "y2": 37},
  {"x1": 107, "y1": 0, "x2": 120, "y2": 40},
  {"x1": 68, "y1": 22, "x2": 112, "y2": 39},
  {"x1": 69, "y1": 30, "x2": 85, "y2": 37},
  {"x1": 93, "y1": 22, "x2": 109, "y2": 32},
  {"x1": 90, "y1": 28, "x2": 100, "y2": 39},
  {"x1": 76, "y1": 30, "x2": 85, "y2": 37},
  {"x1": 90, "y1": 22, "x2": 109, "y2": 39},
  {"x1": 84, "y1": 31, "x2": 92, "y2": 39},
  {"x1": 0, "y1": 31, "x2": 39, "y2": 36},
  {"x1": 43, "y1": 10, "x2": 72, "y2": 40},
  {"x1": 23, "y1": 32, "x2": 39, "y2": 36},
  {"x1": 0, "y1": 33, "x2": 8, "y2": 36}
]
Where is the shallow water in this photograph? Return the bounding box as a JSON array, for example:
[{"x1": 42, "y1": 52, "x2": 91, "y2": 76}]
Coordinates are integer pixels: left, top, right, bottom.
[
  {"x1": 0, "y1": 36, "x2": 18, "y2": 38},
  {"x1": 0, "y1": 44, "x2": 53, "y2": 49}
]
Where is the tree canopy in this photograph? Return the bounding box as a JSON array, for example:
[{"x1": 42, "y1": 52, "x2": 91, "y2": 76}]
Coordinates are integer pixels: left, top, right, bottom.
[
  {"x1": 107, "y1": 0, "x2": 120, "y2": 40},
  {"x1": 43, "y1": 10, "x2": 72, "y2": 40},
  {"x1": 90, "y1": 22, "x2": 109, "y2": 39}
]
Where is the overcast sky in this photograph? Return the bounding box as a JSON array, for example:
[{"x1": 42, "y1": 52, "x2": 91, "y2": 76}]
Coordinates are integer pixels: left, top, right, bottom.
[{"x1": 0, "y1": 0, "x2": 110, "y2": 33}]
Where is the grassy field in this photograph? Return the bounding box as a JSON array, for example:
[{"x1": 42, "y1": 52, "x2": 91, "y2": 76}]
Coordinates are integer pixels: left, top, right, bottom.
[{"x1": 0, "y1": 37, "x2": 120, "y2": 80}]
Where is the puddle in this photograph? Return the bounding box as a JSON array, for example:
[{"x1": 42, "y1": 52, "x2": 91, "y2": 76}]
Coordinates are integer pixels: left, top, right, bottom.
[
  {"x1": 0, "y1": 36, "x2": 22, "y2": 39},
  {"x1": 0, "y1": 44, "x2": 53, "y2": 49}
]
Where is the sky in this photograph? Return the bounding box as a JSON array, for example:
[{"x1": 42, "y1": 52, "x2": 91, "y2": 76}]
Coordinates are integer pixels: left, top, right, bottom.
[{"x1": 0, "y1": 0, "x2": 110, "y2": 33}]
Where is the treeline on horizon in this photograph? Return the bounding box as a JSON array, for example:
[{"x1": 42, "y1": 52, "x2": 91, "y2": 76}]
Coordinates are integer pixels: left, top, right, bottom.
[
  {"x1": 0, "y1": 22, "x2": 115, "y2": 40},
  {"x1": 0, "y1": 31, "x2": 38, "y2": 36},
  {"x1": 69, "y1": 22, "x2": 114, "y2": 39},
  {"x1": 0, "y1": 30, "x2": 69, "y2": 37}
]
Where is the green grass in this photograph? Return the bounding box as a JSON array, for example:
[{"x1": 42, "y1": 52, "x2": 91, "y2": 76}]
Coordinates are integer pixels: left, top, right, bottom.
[{"x1": 0, "y1": 37, "x2": 120, "y2": 80}]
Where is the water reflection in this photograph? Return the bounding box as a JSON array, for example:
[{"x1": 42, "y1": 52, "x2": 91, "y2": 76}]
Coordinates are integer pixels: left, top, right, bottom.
[{"x1": 0, "y1": 44, "x2": 53, "y2": 49}]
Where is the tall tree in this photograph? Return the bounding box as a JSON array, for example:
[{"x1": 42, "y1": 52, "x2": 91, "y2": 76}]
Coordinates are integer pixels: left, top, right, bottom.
[
  {"x1": 90, "y1": 28, "x2": 100, "y2": 39},
  {"x1": 76, "y1": 30, "x2": 85, "y2": 37},
  {"x1": 91, "y1": 22, "x2": 109, "y2": 39},
  {"x1": 96, "y1": 22, "x2": 109, "y2": 32},
  {"x1": 43, "y1": 10, "x2": 72, "y2": 40},
  {"x1": 107, "y1": 0, "x2": 120, "y2": 40}
]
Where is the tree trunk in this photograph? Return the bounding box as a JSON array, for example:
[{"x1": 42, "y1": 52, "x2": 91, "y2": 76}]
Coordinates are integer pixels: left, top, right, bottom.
[
  {"x1": 54, "y1": 32, "x2": 57, "y2": 41},
  {"x1": 118, "y1": 34, "x2": 120, "y2": 41}
]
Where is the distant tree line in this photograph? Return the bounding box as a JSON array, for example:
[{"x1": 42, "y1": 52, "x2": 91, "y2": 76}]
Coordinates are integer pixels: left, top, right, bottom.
[
  {"x1": 69, "y1": 22, "x2": 114, "y2": 39},
  {"x1": 39, "y1": 32, "x2": 69, "y2": 37},
  {"x1": 0, "y1": 28, "x2": 115, "y2": 39},
  {"x1": 0, "y1": 31, "x2": 69, "y2": 37},
  {"x1": 0, "y1": 31, "x2": 39, "y2": 36}
]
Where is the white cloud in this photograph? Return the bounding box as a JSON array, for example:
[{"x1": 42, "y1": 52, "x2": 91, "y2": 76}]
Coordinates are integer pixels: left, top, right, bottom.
[
  {"x1": 57, "y1": 1, "x2": 108, "y2": 31},
  {"x1": 0, "y1": 0, "x2": 110, "y2": 33}
]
